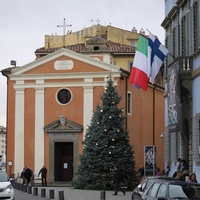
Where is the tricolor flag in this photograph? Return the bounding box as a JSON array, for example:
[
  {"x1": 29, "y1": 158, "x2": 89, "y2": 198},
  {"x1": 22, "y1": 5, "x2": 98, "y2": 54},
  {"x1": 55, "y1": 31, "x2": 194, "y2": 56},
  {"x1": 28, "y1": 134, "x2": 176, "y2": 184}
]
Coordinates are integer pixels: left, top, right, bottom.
[
  {"x1": 130, "y1": 32, "x2": 168, "y2": 91},
  {"x1": 130, "y1": 35, "x2": 149, "y2": 91},
  {"x1": 148, "y1": 32, "x2": 168, "y2": 84}
]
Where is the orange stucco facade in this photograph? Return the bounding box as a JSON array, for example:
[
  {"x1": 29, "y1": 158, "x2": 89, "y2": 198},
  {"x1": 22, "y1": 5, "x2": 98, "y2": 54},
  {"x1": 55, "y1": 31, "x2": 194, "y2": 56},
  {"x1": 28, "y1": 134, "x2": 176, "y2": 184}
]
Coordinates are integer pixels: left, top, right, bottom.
[{"x1": 3, "y1": 47, "x2": 164, "y2": 182}]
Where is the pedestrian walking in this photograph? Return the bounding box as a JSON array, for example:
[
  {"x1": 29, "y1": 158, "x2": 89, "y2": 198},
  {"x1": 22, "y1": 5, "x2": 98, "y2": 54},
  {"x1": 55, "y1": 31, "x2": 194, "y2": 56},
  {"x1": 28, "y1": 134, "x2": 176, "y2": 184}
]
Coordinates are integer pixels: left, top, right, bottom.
[
  {"x1": 112, "y1": 165, "x2": 125, "y2": 196},
  {"x1": 38, "y1": 165, "x2": 47, "y2": 187}
]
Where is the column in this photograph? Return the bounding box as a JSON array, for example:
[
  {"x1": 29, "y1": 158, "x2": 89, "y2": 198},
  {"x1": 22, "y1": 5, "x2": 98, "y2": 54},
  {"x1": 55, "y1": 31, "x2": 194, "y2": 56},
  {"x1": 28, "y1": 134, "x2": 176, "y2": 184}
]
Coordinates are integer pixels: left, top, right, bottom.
[
  {"x1": 34, "y1": 84, "x2": 45, "y2": 172},
  {"x1": 14, "y1": 88, "x2": 25, "y2": 174},
  {"x1": 83, "y1": 80, "x2": 93, "y2": 139}
]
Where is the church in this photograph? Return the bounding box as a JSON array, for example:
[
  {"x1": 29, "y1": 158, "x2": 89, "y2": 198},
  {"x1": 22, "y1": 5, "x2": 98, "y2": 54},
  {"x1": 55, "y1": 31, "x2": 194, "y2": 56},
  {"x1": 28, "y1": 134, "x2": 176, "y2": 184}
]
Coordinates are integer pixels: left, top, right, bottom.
[{"x1": 2, "y1": 24, "x2": 165, "y2": 182}]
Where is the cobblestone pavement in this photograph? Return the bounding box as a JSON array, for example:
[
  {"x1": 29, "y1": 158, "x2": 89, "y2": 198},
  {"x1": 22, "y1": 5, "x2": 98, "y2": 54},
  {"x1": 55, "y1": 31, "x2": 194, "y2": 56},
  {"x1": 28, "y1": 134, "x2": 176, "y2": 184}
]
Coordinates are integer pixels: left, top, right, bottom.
[{"x1": 27, "y1": 186, "x2": 133, "y2": 200}]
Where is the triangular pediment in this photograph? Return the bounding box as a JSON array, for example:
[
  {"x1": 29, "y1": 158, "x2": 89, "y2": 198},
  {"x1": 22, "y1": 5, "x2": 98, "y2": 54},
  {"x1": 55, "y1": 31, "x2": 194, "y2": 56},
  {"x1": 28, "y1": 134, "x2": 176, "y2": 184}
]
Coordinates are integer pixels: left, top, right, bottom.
[
  {"x1": 10, "y1": 48, "x2": 120, "y2": 77},
  {"x1": 44, "y1": 116, "x2": 83, "y2": 133}
]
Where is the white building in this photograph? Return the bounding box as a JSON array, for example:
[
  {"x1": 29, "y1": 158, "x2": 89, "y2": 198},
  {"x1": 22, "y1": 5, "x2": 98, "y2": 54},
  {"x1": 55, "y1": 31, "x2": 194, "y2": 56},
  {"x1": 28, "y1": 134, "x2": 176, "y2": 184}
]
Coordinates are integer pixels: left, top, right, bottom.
[{"x1": 162, "y1": 0, "x2": 200, "y2": 180}]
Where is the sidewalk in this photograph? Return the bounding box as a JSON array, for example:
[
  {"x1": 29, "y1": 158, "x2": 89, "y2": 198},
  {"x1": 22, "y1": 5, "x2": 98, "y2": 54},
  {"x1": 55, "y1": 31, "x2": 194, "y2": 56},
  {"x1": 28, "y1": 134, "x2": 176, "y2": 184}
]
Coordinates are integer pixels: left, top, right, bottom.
[{"x1": 30, "y1": 186, "x2": 133, "y2": 200}]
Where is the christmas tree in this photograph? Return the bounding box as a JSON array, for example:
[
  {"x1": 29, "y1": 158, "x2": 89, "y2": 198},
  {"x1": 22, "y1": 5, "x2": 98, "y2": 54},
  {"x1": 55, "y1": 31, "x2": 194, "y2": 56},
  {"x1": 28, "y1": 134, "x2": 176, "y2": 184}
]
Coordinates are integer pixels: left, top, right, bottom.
[{"x1": 73, "y1": 74, "x2": 138, "y2": 190}]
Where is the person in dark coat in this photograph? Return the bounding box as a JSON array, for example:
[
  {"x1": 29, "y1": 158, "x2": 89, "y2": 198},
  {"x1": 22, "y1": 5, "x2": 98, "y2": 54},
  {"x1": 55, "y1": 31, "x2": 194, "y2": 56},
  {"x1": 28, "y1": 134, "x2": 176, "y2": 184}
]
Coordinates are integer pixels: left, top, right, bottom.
[
  {"x1": 137, "y1": 165, "x2": 144, "y2": 177},
  {"x1": 24, "y1": 166, "x2": 32, "y2": 185},
  {"x1": 38, "y1": 165, "x2": 47, "y2": 187},
  {"x1": 20, "y1": 168, "x2": 25, "y2": 184},
  {"x1": 113, "y1": 165, "x2": 125, "y2": 196}
]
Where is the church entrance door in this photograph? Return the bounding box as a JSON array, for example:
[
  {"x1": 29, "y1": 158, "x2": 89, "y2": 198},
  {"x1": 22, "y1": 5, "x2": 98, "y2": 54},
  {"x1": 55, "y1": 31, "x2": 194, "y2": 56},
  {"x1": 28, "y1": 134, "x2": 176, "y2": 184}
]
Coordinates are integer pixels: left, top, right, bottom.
[{"x1": 54, "y1": 142, "x2": 73, "y2": 181}]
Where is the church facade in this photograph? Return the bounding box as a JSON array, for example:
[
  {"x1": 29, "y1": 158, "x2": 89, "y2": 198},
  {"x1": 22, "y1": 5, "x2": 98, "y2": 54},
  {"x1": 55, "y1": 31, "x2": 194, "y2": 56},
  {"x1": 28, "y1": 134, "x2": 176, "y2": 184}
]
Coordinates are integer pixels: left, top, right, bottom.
[{"x1": 2, "y1": 26, "x2": 165, "y2": 182}]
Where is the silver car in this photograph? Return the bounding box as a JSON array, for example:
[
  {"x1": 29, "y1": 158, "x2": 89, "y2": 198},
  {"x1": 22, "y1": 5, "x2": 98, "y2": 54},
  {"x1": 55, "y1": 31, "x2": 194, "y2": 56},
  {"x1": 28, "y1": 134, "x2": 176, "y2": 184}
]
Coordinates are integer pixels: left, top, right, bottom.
[{"x1": 0, "y1": 170, "x2": 15, "y2": 200}]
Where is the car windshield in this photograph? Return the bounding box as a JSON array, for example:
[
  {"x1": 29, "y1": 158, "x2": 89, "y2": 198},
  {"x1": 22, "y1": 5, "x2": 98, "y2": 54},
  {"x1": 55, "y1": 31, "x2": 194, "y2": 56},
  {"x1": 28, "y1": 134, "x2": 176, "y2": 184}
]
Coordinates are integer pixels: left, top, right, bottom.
[
  {"x1": 0, "y1": 171, "x2": 9, "y2": 182},
  {"x1": 169, "y1": 184, "x2": 200, "y2": 199}
]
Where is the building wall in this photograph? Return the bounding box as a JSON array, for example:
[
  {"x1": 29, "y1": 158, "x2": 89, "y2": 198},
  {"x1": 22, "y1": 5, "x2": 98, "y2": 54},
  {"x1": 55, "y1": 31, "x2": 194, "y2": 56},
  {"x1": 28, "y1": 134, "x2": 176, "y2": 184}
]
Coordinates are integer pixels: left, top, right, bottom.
[
  {"x1": 163, "y1": 0, "x2": 200, "y2": 179},
  {"x1": 4, "y1": 48, "x2": 165, "y2": 179},
  {"x1": 45, "y1": 25, "x2": 139, "y2": 49}
]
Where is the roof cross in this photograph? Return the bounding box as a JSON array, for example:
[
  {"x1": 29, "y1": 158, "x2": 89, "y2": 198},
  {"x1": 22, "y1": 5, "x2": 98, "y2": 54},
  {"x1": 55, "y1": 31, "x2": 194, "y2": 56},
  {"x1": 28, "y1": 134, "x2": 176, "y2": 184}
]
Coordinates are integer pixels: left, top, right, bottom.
[
  {"x1": 57, "y1": 18, "x2": 72, "y2": 36},
  {"x1": 96, "y1": 19, "x2": 100, "y2": 25}
]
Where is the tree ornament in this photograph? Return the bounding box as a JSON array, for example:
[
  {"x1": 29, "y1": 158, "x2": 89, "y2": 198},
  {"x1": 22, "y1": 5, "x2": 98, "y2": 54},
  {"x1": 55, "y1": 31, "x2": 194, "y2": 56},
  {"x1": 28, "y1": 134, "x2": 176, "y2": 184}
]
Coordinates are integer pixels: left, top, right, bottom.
[
  {"x1": 97, "y1": 122, "x2": 99, "y2": 124},
  {"x1": 119, "y1": 115, "x2": 121, "y2": 118},
  {"x1": 105, "y1": 87, "x2": 107, "y2": 90},
  {"x1": 122, "y1": 109, "x2": 124, "y2": 112},
  {"x1": 87, "y1": 126, "x2": 89, "y2": 130},
  {"x1": 109, "y1": 152, "x2": 111, "y2": 154},
  {"x1": 104, "y1": 129, "x2": 107, "y2": 132},
  {"x1": 112, "y1": 138, "x2": 115, "y2": 141},
  {"x1": 109, "y1": 116, "x2": 112, "y2": 119},
  {"x1": 100, "y1": 109, "x2": 103, "y2": 112},
  {"x1": 112, "y1": 102, "x2": 115, "y2": 104},
  {"x1": 117, "y1": 129, "x2": 120, "y2": 132},
  {"x1": 96, "y1": 143, "x2": 98, "y2": 146}
]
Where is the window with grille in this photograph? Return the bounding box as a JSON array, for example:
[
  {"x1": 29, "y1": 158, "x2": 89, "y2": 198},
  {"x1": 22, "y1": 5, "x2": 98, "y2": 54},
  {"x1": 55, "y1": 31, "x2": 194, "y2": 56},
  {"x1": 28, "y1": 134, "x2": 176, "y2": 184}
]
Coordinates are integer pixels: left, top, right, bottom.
[
  {"x1": 193, "y1": 2, "x2": 197, "y2": 52},
  {"x1": 181, "y1": 17, "x2": 185, "y2": 56}
]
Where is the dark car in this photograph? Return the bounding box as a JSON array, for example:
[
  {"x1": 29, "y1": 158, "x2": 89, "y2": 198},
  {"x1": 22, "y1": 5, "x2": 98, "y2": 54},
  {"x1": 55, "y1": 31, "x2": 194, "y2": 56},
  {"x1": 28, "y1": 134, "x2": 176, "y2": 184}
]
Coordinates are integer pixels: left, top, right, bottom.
[
  {"x1": 142, "y1": 180, "x2": 200, "y2": 200},
  {"x1": 132, "y1": 176, "x2": 177, "y2": 200}
]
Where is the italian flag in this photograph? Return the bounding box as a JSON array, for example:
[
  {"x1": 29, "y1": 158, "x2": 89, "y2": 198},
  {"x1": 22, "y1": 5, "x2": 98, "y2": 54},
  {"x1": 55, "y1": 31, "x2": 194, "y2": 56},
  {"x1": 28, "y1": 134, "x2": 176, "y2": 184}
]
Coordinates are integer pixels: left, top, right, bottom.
[{"x1": 130, "y1": 35, "x2": 149, "y2": 91}]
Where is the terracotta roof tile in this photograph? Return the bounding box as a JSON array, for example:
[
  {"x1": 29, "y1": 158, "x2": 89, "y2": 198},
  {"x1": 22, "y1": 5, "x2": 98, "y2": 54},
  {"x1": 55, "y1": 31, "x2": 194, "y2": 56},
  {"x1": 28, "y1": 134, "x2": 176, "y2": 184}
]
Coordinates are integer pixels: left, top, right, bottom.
[{"x1": 35, "y1": 41, "x2": 135, "y2": 55}]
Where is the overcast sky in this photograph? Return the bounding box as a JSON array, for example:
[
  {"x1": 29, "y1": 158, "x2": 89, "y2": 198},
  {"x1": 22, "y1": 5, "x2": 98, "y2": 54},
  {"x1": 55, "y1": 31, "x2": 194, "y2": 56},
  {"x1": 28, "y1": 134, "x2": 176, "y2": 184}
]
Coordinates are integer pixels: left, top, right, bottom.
[{"x1": 0, "y1": 0, "x2": 165, "y2": 126}]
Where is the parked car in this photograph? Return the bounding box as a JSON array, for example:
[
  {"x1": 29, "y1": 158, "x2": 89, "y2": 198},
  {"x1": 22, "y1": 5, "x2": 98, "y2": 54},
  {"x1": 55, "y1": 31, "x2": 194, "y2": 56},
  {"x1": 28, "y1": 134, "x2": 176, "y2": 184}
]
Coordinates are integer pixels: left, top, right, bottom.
[
  {"x1": 132, "y1": 176, "x2": 176, "y2": 200},
  {"x1": 0, "y1": 170, "x2": 15, "y2": 200},
  {"x1": 142, "y1": 180, "x2": 200, "y2": 200}
]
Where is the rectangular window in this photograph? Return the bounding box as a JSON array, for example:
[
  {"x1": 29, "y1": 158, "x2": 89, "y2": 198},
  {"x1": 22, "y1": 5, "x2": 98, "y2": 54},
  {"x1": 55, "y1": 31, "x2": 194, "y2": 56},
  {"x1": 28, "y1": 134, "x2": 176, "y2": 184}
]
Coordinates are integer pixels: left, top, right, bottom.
[
  {"x1": 129, "y1": 61, "x2": 133, "y2": 72},
  {"x1": 130, "y1": 41, "x2": 136, "y2": 47},
  {"x1": 127, "y1": 92, "x2": 132, "y2": 115}
]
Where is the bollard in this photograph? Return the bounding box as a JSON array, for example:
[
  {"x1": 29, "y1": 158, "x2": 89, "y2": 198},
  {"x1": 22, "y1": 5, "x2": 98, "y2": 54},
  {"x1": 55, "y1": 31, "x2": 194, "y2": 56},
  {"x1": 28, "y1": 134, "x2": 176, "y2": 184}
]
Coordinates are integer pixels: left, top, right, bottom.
[
  {"x1": 23, "y1": 184, "x2": 28, "y2": 192},
  {"x1": 58, "y1": 191, "x2": 64, "y2": 200},
  {"x1": 49, "y1": 190, "x2": 54, "y2": 199},
  {"x1": 27, "y1": 185, "x2": 32, "y2": 194},
  {"x1": 33, "y1": 187, "x2": 38, "y2": 196},
  {"x1": 20, "y1": 183, "x2": 23, "y2": 191},
  {"x1": 14, "y1": 182, "x2": 17, "y2": 189},
  {"x1": 100, "y1": 190, "x2": 106, "y2": 200},
  {"x1": 17, "y1": 183, "x2": 20, "y2": 190},
  {"x1": 41, "y1": 188, "x2": 46, "y2": 197}
]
